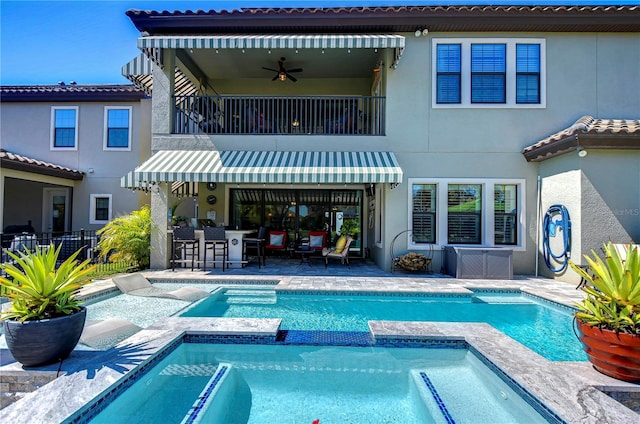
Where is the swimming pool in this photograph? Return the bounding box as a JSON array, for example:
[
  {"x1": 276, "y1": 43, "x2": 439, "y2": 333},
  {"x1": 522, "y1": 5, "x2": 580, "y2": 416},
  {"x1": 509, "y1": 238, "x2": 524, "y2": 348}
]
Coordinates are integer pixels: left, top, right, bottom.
[
  {"x1": 181, "y1": 288, "x2": 586, "y2": 362},
  {"x1": 85, "y1": 341, "x2": 556, "y2": 424}
]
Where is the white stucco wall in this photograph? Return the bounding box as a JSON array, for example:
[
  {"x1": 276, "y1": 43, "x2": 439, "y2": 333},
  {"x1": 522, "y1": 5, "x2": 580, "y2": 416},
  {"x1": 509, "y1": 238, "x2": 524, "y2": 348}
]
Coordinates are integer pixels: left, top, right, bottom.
[
  {"x1": 147, "y1": 31, "x2": 639, "y2": 274},
  {"x1": 1, "y1": 97, "x2": 150, "y2": 231}
]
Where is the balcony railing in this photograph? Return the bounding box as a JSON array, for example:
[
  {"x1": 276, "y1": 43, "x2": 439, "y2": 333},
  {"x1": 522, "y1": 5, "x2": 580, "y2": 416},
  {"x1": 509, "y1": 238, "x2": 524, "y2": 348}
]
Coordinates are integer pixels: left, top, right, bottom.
[{"x1": 174, "y1": 95, "x2": 385, "y2": 136}]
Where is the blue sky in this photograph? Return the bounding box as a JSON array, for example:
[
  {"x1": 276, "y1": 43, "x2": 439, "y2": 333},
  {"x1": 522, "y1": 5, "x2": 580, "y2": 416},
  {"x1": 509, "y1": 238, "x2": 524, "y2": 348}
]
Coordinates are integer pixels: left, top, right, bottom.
[{"x1": 1, "y1": 1, "x2": 636, "y2": 85}]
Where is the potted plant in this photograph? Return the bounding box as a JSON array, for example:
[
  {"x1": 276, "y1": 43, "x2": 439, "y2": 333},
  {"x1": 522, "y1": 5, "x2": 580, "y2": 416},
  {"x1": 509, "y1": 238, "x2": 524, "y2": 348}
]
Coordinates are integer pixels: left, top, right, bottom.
[
  {"x1": 570, "y1": 242, "x2": 640, "y2": 382},
  {"x1": 339, "y1": 218, "x2": 360, "y2": 239},
  {"x1": 0, "y1": 243, "x2": 96, "y2": 367}
]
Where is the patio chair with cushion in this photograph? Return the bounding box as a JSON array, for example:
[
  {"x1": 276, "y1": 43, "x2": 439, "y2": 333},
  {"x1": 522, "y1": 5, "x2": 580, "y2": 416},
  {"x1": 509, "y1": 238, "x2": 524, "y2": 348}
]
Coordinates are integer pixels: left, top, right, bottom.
[
  {"x1": 322, "y1": 235, "x2": 353, "y2": 269},
  {"x1": 307, "y1": 231, "x2": 327, "y2": 253},
  {"x1": 265, "y1": 230, "x2": 287, "y2": 256}
]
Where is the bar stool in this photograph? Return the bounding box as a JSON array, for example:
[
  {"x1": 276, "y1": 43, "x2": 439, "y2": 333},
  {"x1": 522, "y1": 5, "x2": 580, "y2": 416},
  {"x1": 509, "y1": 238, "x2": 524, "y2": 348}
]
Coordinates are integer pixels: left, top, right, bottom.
[
  {"x1": 203, "y1": 226, "x2": 228, "y2": 271},
  {"x1": 171, "y1": 226, "x2": 200, "y2": 271},
  {"x1": 243, "y1": 226, "x2": 267, "y2": 268}
]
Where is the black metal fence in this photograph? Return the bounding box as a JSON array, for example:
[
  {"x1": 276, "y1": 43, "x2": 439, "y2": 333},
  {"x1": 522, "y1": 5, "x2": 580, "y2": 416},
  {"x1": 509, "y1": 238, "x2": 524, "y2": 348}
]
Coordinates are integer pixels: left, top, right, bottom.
[
  {"x1": 1, "y1": 229, "x2": 136, "y2": 273},
  {"x1": 174, "y1": 94, "x2": 386, "y2": 136}
]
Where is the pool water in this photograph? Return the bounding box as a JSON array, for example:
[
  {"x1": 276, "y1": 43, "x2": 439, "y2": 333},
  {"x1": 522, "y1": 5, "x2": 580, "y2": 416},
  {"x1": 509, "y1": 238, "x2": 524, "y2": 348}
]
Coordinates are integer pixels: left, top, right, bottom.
[
  {"x1": 181, "y1": 289, "x2": 586, "y2": 362},
  {"x1": 88, "y1": 343, "x2": 551, "y2": 424}
]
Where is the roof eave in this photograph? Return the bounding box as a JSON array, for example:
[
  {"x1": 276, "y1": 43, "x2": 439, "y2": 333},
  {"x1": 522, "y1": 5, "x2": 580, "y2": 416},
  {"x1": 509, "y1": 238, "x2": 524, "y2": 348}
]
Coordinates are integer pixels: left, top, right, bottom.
[
  {"x1": 1, "y1": 159, "x2": 85, "y2": 181},
  {"x1": 523, "y1": 134, "x2": 640, "y2": 162},
  {"x1": 126, "y1": 7, "x2": 640, "y2": 35}
]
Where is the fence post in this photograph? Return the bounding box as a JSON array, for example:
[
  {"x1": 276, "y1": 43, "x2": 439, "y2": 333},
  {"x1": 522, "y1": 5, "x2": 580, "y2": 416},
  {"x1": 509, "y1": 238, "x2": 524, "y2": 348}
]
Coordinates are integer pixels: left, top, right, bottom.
[{"x1": 80, "y1": 229, "x2": 86, "y2": 261}]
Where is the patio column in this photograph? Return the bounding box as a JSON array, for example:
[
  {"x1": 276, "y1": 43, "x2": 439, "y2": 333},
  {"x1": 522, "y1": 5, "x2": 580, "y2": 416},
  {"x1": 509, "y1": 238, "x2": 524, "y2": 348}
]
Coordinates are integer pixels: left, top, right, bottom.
[{"x1": 150, "y1": 183, "x2": 171, "y2": 269}]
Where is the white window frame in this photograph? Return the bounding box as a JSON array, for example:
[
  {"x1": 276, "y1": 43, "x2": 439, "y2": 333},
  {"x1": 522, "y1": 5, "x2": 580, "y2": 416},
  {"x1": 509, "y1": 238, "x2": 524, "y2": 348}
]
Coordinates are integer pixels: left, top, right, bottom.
[
  {"x1": 50, "y1": 106, "x2": 79, "y2": 150},
  {"x1": 103, "y1": 106, "x2": 132, "y2": 151},
  {"x1": 89, "y1": 194, "x2": 112, "y2": 224},
  {"x1": 432, "y1": 38, "x2": 546, "y2": 109},
  {"x1": 407, "y1": 178, "x2": 526, "y2": 251}
]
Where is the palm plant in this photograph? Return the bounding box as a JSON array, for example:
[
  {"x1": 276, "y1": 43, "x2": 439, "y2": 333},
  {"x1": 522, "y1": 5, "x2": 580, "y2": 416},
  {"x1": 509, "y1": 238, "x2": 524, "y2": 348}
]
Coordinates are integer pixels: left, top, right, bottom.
[
  {"x1": 96, "y1": 205, "x2": 151, "y2": 269},
  {"x1": 570, "y1": 242, "x2": 640, "y2": 335},
  {"x1": 0, "y1": 244, "x2": 96, "y2": 322}
]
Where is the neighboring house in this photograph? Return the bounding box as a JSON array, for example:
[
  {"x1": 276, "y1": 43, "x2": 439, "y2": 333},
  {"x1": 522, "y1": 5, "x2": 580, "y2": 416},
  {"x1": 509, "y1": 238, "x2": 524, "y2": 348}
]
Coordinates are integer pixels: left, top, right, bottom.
[
  {"x1": 0, "y1": 83, "x2": 151, "y2": 240},
  {"x1": 120, "y1": 5, "x2": 639, "y2": 280}
]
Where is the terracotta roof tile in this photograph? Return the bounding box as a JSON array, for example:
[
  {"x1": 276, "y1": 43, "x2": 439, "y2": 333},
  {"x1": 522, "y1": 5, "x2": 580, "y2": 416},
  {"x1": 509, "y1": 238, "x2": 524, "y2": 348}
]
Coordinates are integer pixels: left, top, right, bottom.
[
  {"x1": 0, "y1": 149, "x2": 84, "y2": 180},
  {"x1": 522, "y1": 116, "x2": 640, "y2": 162},
  {"x1": 0, "y1": 84, "x2": 147, "y2": 102}
]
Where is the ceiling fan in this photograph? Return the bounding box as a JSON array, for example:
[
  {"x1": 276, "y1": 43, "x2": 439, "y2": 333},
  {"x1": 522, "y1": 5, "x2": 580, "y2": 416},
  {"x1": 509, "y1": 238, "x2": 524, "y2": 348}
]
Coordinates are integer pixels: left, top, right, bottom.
[{"x1": 262, "y1": 57, "x2": 303, "y2": 82}]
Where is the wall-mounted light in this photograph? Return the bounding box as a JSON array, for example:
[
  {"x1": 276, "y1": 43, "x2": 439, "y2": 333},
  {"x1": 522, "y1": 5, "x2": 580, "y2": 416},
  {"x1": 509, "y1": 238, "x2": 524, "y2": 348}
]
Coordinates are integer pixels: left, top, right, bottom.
[
  {"x1": 215, "y1": 49, "x2": 219, "y2": 54},
  {"x1": 577, "y1": 147, "x2": 588, "y2": 158},
  {"x1": 292, "y1": 118, "x2": 300, "y2": 127}
]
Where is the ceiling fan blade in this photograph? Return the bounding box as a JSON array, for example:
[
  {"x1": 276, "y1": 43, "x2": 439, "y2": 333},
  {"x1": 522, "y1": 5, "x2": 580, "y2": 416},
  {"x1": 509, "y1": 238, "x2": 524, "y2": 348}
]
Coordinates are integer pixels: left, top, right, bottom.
[
  {"x1": 287, "y1": 68, "x2": 303, "y2": 73},
  {"x1": 262, "y1": 67, "x2": 279, "y2": 72},
  {"x1": 287, "y1": 73, "x2": 298, "y2": 82}
]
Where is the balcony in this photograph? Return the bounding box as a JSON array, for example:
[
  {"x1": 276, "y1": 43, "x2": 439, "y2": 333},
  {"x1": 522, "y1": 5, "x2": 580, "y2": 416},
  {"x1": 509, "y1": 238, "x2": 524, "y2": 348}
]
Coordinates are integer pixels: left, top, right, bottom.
[{"x1": 174, "y1": 95, "x2": 385, "y2": 136}]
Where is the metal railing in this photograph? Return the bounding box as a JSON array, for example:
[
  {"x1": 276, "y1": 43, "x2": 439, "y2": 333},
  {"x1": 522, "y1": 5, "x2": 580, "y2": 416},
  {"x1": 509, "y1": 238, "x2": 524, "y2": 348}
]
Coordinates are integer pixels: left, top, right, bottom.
[
  {"x1": 174, "y1": 94, "x2": 386, "y2": 136},
  {"x1": 1, "y1": 230, "x2": 135, "y2": 273}
]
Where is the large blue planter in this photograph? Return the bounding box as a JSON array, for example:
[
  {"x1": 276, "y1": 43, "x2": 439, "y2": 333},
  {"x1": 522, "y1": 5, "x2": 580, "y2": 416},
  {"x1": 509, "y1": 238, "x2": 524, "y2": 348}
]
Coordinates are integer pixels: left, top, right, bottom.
[{"x1": 3, "y1": 307, "x2": 86, "y2": 367}]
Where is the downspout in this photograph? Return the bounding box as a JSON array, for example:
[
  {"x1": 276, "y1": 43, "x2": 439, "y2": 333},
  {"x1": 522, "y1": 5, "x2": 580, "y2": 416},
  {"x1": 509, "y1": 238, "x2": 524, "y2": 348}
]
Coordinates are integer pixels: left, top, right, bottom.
[{"x1": 535, "y1": 175, "x2": 541, "y2": 277}]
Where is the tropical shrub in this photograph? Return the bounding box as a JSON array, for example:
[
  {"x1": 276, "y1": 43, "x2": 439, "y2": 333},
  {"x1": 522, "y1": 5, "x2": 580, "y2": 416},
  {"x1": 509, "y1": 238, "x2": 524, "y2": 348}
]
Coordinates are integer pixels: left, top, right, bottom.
[
  {"x1": 0, "y1": 244, "x2": 96, "y2": 322},
  {"x1": 570, "y1": 242, "x2": 640, "y2": 335},
  {"x1": 96, "y1": 205, "x2": 151, "y2": 269}
]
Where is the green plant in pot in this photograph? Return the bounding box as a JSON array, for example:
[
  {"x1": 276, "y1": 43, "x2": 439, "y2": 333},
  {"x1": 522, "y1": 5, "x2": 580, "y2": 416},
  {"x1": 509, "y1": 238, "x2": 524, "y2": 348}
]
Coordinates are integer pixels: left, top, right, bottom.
[
  {"x1": 339, "y1": 218, "x2": 360, "y2": 239},
  {"x1": 570, "y1": 242, "x2": 640, "y2": 382},
  {"x1": 0, "y1": 243, "x2": 96, "y2": 367}
]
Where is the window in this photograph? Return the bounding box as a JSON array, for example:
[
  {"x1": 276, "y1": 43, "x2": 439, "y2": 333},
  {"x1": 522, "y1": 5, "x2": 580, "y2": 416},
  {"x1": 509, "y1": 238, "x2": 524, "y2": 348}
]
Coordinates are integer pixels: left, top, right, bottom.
[
  {"x1": 436, "y1": 44, "x2": 461, "y2": 104},
  {"x1": 412, "y1": 183, "x2": 436, "y2": 243},
  {"x1": 90, "y1": 194, "x2": 112, "y2": 224},
  {"x1": 104, "y1": 107, "x2": 132, "y2": 150},
  {"x1": 494, "y1": 184, "x2": 518, "y2": 245},
  {"x1": 51, "y1": 107, "x2": 78, "y2": 149},
  {"x1": 408, "y1": 179, "x2": 524, "y2": 249},
  {"x1": 448, "y1": 184, "x2": 482, "y2": 244},
  {"x1": 471, "y1": 44, "x2": 506, "y2": 103},
  {"x1": 516, "y1": 44, "x2": 540, "y2": 104},
  {"x1": 433, "y1": 38, "x2": 545, "y2": 108}
]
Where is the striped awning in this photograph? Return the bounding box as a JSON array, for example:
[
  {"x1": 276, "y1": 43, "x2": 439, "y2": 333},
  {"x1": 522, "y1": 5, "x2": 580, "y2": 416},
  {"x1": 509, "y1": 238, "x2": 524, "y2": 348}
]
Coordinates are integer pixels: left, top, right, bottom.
[
  {"x1": 121, "y1": 150, "x2": 403, "y2": 187},
  {"x1": 138, "y1": 34, "x2": 405, "y2": 50},
  {"x1": 121, "y1": 54, "x2": 198, "y2": 97}
]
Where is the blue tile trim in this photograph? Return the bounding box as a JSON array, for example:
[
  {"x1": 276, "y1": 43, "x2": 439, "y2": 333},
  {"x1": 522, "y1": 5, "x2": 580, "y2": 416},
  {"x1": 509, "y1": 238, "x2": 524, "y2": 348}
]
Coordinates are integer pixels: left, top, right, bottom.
[
  {"x1": 419, "y1": 372, "x2": 456, "y2": 424},
  {"x1": 280, "y1": 330, "x2": 375, "y2": 345},
  {"x1": 375, "y1": 337, "x2": 467, "y2": 350},
  {"x1": 150, "y1": 279, "x2": 280, "y2": 286},
  {"x1": 276, "y1": 290, "x2": 471, "y2": 299},
  {"x1": 184, "y1": 333, "x2": 278, "y2": 345},
  {"x1": 182, "y1": 365, "x2": 229, "y2": 424},
  {"x1": 64, "y1": 338, "x2": 184, "y2": 424},
  {"x1": 469, "y1": 288, "x2": 521, "y2": 294},
  {"x1": 467, "y1": 345, "x2": 567, "y2": 424},
  {"x1": 522, "y1": 292, "x2": 577, "y2": 313}
]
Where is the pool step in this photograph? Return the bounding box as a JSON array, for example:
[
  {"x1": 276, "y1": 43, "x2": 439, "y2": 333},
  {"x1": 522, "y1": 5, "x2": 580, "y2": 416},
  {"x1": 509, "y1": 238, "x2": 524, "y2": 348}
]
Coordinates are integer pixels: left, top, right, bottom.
[{"x1": 223, "y1": 289, "x2": 277, "y2": 305}]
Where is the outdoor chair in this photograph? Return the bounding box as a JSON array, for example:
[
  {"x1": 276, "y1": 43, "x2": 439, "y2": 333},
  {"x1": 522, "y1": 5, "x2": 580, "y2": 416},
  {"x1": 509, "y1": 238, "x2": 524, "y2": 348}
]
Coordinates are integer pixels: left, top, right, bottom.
[
  {"x1": 203, "y1": 226, "x2": 228, "y2": 271},
  {"x1": 307, "y1": 231, "x2": 327, "y2": 253},
  {"x1": 323, "y1": 236, "x2": 353, "y2": 269},
  {"x1": 243, "y1": 226, "x2": 267, "y2": 268},
  {"x1": 265, "y1": 230, "x2": 287, "y2": 256},
  {"x1": 171, "y1": 226, "x2": 200, "y2": 271}
]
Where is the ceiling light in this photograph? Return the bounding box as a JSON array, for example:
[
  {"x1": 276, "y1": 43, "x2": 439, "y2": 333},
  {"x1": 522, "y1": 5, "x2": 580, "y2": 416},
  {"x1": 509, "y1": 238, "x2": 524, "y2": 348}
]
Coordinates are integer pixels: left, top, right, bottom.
[
  {"x1": 278, "y1": 72, "x2": 287, "y2": 81},
  {"x1": 415, "y1": 30, "x2": 422, "y2": 37}
]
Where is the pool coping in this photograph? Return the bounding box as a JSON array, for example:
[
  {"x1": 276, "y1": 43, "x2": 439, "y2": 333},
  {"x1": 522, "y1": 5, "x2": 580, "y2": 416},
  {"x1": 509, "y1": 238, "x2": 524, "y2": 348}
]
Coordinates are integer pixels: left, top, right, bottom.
[{"x1": 2, "y1": 275, "x2": 639, "y2": 423}]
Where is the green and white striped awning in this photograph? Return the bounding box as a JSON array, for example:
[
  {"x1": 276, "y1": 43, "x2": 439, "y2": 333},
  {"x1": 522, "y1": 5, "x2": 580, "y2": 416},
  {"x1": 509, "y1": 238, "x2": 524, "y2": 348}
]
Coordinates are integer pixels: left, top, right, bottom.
[
  {"x1": 138, "y1": 34, "x2": 405, "y2": 50},
  {"x1": 121, "y1": 150, "x2": 403, "y2": 187},
  {"x1": 121, "y1": 54, "x2": 198, "y2": 96}
]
